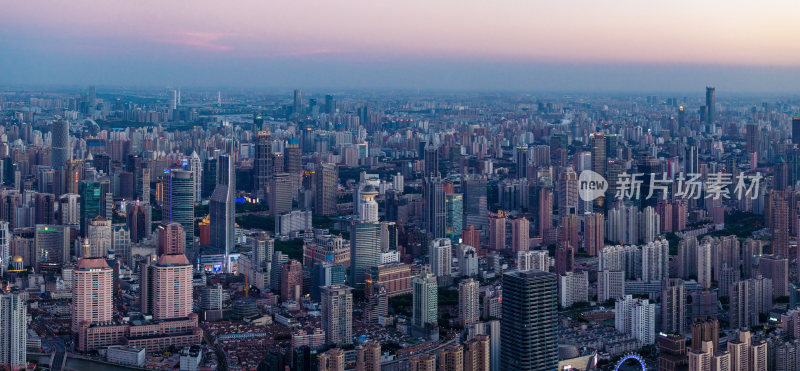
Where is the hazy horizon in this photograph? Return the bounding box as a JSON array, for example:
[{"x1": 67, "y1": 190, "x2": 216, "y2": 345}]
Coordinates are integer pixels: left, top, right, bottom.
[{"x1": 3, "y1": 0, "x2": 800, "y2": 92}]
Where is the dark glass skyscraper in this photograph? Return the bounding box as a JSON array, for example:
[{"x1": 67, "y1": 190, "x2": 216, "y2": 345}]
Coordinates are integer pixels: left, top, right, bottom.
[
  {"x1": 79, "y1": 181, "x2": 101, "y2": 236},
  {"x1": 51, "y1": 120, "x2": 71, "y2": 170},
  {"x1": 210, "y1": 154, "x2": 235, "y2": 266},
  {"x1": 705, "y1": 86, "x2": 715, "y2": 124},
  {"x1": 423, "y1": 177, "x2": 446, "y2": 239},
  {"x1": 167, "y1": 169, "x2": 195, "y2": 251},
  {"x1": 500, "y1": 270, "x2": 558, "y2": 371}
]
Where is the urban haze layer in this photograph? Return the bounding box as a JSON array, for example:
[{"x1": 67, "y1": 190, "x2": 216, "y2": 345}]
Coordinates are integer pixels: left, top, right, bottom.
[{"x1": 1, "y1": 86, "x2": 799, "y2": 371}]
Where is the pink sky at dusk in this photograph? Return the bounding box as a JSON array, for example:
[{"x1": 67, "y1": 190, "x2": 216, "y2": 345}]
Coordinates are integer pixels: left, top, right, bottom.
[{"x1": 4, "y1": 0, "x2": 800, "y2": 66}]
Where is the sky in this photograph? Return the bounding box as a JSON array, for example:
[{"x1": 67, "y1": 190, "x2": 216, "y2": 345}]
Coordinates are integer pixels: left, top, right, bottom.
[{"x1": 2, "y1": 0, "x2": 800, "y2": 92}]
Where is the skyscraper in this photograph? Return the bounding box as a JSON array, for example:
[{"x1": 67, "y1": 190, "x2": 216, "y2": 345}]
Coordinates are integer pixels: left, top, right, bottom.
[
  {"x1": 793, "y1": 118, "x2": 800, "y2": 146},
  {"x1": 488, "y1": 211, "x2": 506, "y2": 251},
  {"x1": 0, "y1": 293, "x2": 26, "y2": 369},
  {"x1": 188, "y1": 151, "x2": 202, "y2": 203},
  {"x1": 464, "y1": 334, "x2": 491, "y2": 371},
  {"x1": 458, "y1": 278, "x2": 480, "y2": 327},
  {"x1": 444, "y1": 193, "x2": 463, "y2": 242},
  {"x1": 321, "y1": 285, "x2": 353, "y2": 346},
  {"x1": 167, "y1": 169, "x2": 195, "y2": 251},
  {"x1": 51, "y1": 120, "x2": 71, "y2": 170},
  {"x1": 429, "y1": 238, "x2": 452, "y2": 282},
  {"x1": 557, "y1": 166, "x2": 578, "y2": 217},
  {"x1": 87, "y1": 216, "x2": 112, "y2": 257},
  {"x1": 315, "y1": 163, "x2": 338, "y2": 216},
  {"x1": 210, "y1": 154, "x2": 236, "y2": 264},
  {"x1": 510, "y1": 216, "x2": 529, "y2": 253},
  {"x1": 769, "y1": 189, "x2": 789, "y2": 257},
  {"x1": 412, "y1": 273, "x2": 438, "y2": 329},
  {"x1": 424, "y1": 146, "x2": 439, "y2": 177},
  {"x1": 515, "y1": 146, "x2": 529, "y2": 179},
  {"x1": 79, "y1": 180, "x2": 102, "y2": 236},
  {"x1": 157, "y1": 222, "x2": 185, "y2": 256},
  {"x1": 269, "y1": 173, "x2": 293, "y2": 218},
  {"x1": 590, "y1": 133, "x2": 606, "y2": 206},
  {"x1": 705, "y1": 86, "x2": 715, "y2": 124},
  {"x1": 0, "y1": 222, "x2": 8, "y2": 277},
  {"x1": 423, "y1": 177, "x2": 446, "y2": 238},
  {"x1": 661, "y1": 278, "x2": 686, "y2": 334},
  {"x1": 153, "y1": 252, "x2": 193, "y2": 320},
  {"x1": 615, "y1": 295, "x2": 656, "y2": 345},
  {"x1": 349, "y1": 221, "x2": 381, "y2": 286},
  {"x1": 293, "y1": 89, "x2": 303, "y2": 115},
  {"x1": 500, "y1": 270, "x2": 558, "y2": 371},
  {"x1": 72, "y1": 239, "x2": 113, "y2": 332},
  {"x1": 538, "y1": 187, "x2": 553, "y2": 237},
  {"x1": 358, "y1": 185, "x2": 379, "y2": 222}
]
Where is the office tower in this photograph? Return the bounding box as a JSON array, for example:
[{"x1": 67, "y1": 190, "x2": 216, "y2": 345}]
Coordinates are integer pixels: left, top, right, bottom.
[
  {"x1": 0, "y1": 222, "x2": 7, "y2": 277},
  {"x1": 34, "y1": 225, "x2": 70, "y2": 267},
  {"x1": 51, "y1": 120, "x2": 71, "y2": 169},
  {"x1": 657, "y1": 333, "x2": 687, "y2": 371},
  {"x1": 412, "y1": 273, "x2": 438, "y2": 328},
  {"x1": 72, "y1": 239, "x2": 113, "y2": 332},
  {"x1": 641, "y1": 238, "x2": 669, "y2": 282},
  {"x1": 321, "y1": 285, "x2": 353, "y2": 346},
  {"x1": 615, "y1": 295, "x2": 656, "y2": 345},
  {"x1": 422, "y1": 177, "x2": 446, "y2": 238},
  {"x1": 284, "y1": 138, "x2": 302, "y2": 175},
  {"x1": 464, "y1": 334, "x2": 490, "y2": 371},
  {"x1": 111, "y1": 225, "x2": 131, "y2": 266},
  {"x1": 685, "y1": 145, "x2": 699, "y2": 175},
  {"x1": 349, "y1": 221, "x2": 380, "y2": 287},
  {"x1": 358, "y1": 185, "x2": 379, "y2": 222},
  {"x1": 424, "y1": 145, "x2": 439, "y2": 177},
  {"x1": 152, "y1": 251, "x2": 192, "y2": 320},
  {"x1": 167, "y1": 169, "x2": 195, "y2": 251},
  {"x1": 87, "y1": 216, "x2": 112, "y2": 257},
  {"x1": 705, "y1": 86, "x2": 715, "y2": 124},
  {"x1": 462, "y1": 175, "x2": 488, "y2": 231},
  {"x1": 157, "y1": 222, "x2": 185, "y2": 255},
  {"x1": 662, "y1": 279, "x2": 686, "y2": 334},
  {"x1": 691, "y1": 317, "x2": 719, "y2": 353},
  {"x1": 269, "y1": 173, "x2": 293, "y2": 218},
  {"x1": 293, "y1": 89, "x2": 303, "y2": 114},
  {"x1": 793, "y1": 118, "x2": 800, "y2": 146},
  {"x1": 557, "y1": 166, "x2": 578, "y2": 216},
  {"x1": 510, "y1": 216, "x2": 529, "y2": 253},
  {"x1": 458, "y1": 278, "x2": 480, "y2": 327},
  {"x1": 280, "y1": 259, "x2": 303, "y2": 302},
  {"x1": 729, "y1": 277, "x2": 773, "y2": 330},
  {"x1": 409, "y1": 353, "x2": 436, "y2": 371},
  {"x1": 677, "y1": 236, "x2": 698, "y2": 279},
  {"x1": 445, "y1": 193, "x2": 463, "y2": 242},
  {"x1": 760, "y1": 255, "x2": 789, "y2": 298},
  {"x1": 126, "y1": 201, "x2": 151, "y2": 243},
  {"x1": 189, "y1": 151, "x2": 202, "y2": 202},
  {"x1": 745, "y1": 123, "x2": 759, "y2": 153},
  {"x1": 34, "y1": 192, "x2": 55, "y2": 225},
  {"x1": 254, "y1": 131, "x2": 271, "y2": 197},
  {"x1": 79, "y1": 180, "x2": 101, "y2": 236},
  {"x1": 459, "y1": 245, "x2": 479, "y2": 277},
  {"x1": 324, "y1": 94, "x2": 335, "y2": 114},
  {"x1": 488, "y1": 211, "x2": 506, "y2": 251},
  {"x1": 500, "y1": 270, "x2": 557, "y2": 371},
  {"x1": 315, "y1": 163, "x2": 338, "y2": 216},
  {"x1": 558, "y1": 271, "x2": 588, "y2": 308},
  {"x1": 318, "y1": 348, "x2": 346, "y2": 371},
  {"x1": 438, "y1": 344, "x2": 464, "y2": 371},
  {"x1": 0, "y1": 293, "x2": 26, "y2": 368},
  {"x1": 355, "y1": 341, "x2": 381, "y2": 371},
  {"x1": 555, "y1": 243, "x2": 573, "y2": 275},
  {"x1": 538, "y1": 187, "x2": 553, "y2": 237},
  {"x1": 311, "y1": 262, "x2": 346, "y2": 301},
  {"x1": 515, "y1": 145, "x2": 529, "y2": 179},
  {"x1": 210, "y1": 154, "x2": 236, "y2": 263},
  {"x1": 769, "y1": 190, "x2": 789, "y2": 257},
  {"x1": 429, "y1": 238, "x2": 452, "y2": 282},
  {"x1": 583, "y1": 212, "x2": 604, "y2": 256},
  {"x1": 590, "y1": 132, "x2": 606, "y2": 205},
  {"x1": 597, "y1": 270, "x2": 624, "y2": 303}
]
